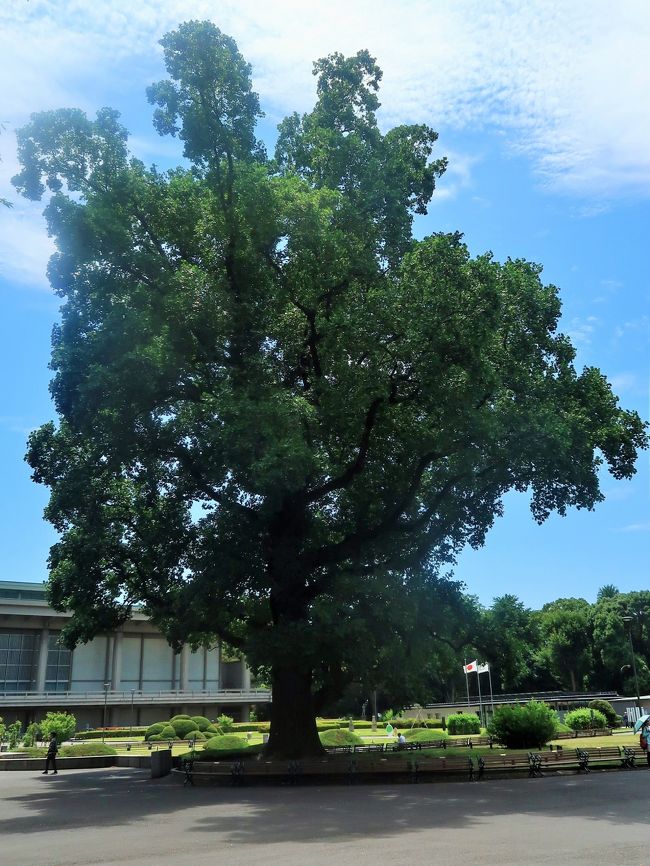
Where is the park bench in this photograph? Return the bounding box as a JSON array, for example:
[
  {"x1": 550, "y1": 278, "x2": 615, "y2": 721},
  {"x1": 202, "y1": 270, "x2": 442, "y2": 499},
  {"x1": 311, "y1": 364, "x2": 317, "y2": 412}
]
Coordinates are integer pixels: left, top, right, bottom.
[
  {"x1": 410, "y1": 755, "x2": 477, "y2": 782},
  {"x1": 174, "y1": 759, "x2": 249, "y2": 786}
]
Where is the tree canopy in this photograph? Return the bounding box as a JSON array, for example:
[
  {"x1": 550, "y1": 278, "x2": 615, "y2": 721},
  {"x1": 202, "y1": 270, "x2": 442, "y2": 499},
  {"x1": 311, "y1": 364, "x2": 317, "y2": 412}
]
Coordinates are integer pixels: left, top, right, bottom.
[{"x1": 14, "y1": 20, "x2": 647, "y2": 756}]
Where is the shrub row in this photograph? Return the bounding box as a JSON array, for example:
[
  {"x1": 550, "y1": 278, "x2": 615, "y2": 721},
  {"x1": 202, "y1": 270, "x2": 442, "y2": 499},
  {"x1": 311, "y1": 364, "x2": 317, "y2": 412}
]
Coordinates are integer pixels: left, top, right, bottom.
[
  {"x1": 73, "y1": 728, "x2": 147, "y2": 740},
  {"x1": 21, "y1": 743, "x2": 117, "y2": 758}
]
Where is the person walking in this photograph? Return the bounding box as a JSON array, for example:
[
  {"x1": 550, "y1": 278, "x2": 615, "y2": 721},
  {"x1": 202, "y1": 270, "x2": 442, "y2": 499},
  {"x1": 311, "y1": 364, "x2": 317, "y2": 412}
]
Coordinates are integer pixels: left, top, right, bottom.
[{"x1": 42, "y1": 732, "x2": 59, "y2": 775}]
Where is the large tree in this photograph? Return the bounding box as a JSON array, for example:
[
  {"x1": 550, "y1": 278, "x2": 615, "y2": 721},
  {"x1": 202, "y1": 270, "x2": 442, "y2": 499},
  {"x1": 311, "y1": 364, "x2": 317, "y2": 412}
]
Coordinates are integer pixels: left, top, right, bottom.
[{"x1": 15, "y1": 21, "x2": 646, "y2": 757}]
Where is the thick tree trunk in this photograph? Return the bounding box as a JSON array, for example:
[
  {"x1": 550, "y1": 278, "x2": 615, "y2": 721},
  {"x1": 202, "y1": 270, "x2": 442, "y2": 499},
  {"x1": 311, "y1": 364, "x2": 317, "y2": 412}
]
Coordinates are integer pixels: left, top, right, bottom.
[
  {"x1": 265, "y1": 666, "x2": 324, "y2": 758},
  {"x1": 569, "y1": 669, "x2": 577, "y2": 691}
]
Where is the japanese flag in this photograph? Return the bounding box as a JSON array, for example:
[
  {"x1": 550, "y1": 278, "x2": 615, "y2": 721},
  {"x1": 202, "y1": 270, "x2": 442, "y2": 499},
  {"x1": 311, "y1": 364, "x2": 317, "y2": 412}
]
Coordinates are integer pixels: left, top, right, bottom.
[{"x1": 463, "y1": 660, "x2": 477, "y2": 673}]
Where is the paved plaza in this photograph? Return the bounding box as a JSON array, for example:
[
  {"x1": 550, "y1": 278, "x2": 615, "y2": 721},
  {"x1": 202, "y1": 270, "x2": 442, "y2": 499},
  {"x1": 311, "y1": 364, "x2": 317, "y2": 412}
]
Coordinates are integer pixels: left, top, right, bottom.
[{"x1": 1, "y1": 766, "x2": 648, "y2": 865}]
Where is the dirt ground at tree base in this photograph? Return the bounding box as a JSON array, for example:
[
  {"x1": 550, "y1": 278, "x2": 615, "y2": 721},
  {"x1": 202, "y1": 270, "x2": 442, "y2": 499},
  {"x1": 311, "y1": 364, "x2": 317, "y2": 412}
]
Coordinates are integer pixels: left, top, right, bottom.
[{"x1": 1, "y1": 766, "x2": 648, "y2": 865}]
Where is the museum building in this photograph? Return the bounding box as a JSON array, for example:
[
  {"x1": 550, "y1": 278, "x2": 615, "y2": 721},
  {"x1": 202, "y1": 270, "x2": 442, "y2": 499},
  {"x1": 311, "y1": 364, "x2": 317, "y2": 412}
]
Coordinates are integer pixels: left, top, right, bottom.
[{"x1": 0, "y1": 580, "x2": 270, "y2": 727}]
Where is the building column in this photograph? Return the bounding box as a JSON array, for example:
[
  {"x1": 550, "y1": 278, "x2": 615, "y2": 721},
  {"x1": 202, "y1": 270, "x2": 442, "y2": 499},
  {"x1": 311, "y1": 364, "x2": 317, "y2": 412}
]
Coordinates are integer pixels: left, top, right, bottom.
[
  {"x1": 216, "y1": 642, "x2": 222, "y2": 690},
  {"x1": 241, "y1": 659, "x2": 251, "y2": 691},
  {"x1": 111, "y1": 632, "x2": 123, "y2": 691},
  {"x1": 180, "y1": 645, "x2": 190, "y2": 692},
  {"x1": 35, "y1": 627, "x2": 50, "y2": 693}
]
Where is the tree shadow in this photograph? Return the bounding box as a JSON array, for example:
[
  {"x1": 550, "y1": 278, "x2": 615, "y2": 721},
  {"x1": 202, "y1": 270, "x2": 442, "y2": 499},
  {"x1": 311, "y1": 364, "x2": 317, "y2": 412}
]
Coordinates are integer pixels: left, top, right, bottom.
[{"x1": 1, "y1": 766, "x2": 648, "y2": 846}]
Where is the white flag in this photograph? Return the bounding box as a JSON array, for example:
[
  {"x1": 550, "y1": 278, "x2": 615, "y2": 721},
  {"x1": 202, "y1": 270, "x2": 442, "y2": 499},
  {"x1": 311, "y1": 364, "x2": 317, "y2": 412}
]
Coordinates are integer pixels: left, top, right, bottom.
[
  {"x1": 463, "y1": 660, "x2": 477, "y2": 673},
  {"x1": 477, "y1": 663, "x2": 490, "y2": 674}
]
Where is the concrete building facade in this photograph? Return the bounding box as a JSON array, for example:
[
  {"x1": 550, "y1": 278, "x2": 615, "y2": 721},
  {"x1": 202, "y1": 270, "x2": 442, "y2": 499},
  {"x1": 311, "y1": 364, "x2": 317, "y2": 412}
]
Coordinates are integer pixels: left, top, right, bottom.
[{"x1": 0, "y1": 581, "x2": 270, "y2": 728}]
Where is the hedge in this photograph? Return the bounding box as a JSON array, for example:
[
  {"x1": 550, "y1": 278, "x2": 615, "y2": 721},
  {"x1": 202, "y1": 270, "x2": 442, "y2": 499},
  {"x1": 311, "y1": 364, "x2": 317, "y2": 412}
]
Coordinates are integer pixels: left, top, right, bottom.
[
  {"x1": 190, "y1": 716, "x2": 212, "y2": 731},
  {"x1": 488, "y1": 701, "x2": 558, "y2": 748},
  {"x1": 565, "y1": 708, "x2": 608, "y2": 731},
  {"x1": 22, "y1": 743, "x2": 117, "y2": 757},
  {"x1": 74, "y1": 728, "x2": 148, "y2": 740},
  {"x1": 446, "y1": 713, "x2": 481, "y2": 735}
]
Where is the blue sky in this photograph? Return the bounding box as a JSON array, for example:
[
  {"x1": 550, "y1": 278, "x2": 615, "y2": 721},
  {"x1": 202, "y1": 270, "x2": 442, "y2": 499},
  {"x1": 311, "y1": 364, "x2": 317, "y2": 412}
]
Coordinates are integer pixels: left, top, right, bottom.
[{"x1": 0, "y1": 1, "x2": 648, "y2": 610}]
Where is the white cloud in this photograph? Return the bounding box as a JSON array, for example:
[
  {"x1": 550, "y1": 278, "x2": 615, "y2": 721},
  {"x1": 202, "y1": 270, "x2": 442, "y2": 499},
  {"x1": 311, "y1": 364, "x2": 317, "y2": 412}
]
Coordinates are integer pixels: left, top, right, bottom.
[
  {"x1": 2, "y1": 0, "x2": 650, "y2": 287},
  {"x1": 618, "y1": 521, "x2": 650, "y2": 533},
  {"x1": 565, "y1": 314, "x2": 600, "y2": 347}
]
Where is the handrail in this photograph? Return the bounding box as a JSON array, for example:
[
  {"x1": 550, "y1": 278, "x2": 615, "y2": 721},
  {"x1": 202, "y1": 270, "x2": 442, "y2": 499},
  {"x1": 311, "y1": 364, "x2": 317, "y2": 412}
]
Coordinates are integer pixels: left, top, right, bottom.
[{"x1": 0, "y1": 687, "x2": 271, "y2": 702}]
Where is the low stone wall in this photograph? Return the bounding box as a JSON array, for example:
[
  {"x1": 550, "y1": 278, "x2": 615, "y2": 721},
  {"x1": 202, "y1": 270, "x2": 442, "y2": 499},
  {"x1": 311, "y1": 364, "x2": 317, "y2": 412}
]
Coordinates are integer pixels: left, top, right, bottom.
[{"x1": 0, "y1": 755, "x2": 116, "y2": 771}]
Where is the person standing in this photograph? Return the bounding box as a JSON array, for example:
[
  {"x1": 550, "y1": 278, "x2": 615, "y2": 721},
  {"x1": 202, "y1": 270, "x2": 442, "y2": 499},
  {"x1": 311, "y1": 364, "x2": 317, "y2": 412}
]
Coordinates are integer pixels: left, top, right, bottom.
[{"x1": 42, "y1": 732, "x2": 58, "y2": 775}]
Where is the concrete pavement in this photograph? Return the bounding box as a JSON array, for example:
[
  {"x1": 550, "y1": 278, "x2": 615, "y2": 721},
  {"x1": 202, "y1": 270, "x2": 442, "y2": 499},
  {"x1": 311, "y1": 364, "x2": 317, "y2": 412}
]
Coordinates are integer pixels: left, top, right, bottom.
[{"x1": 1, "y1": 766, "x2": 648, "y2": 865}]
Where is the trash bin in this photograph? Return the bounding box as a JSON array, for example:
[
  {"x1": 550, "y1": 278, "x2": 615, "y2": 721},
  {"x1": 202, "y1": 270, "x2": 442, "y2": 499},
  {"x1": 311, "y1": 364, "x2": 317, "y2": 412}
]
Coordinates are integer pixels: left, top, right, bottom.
[{"x1": 150, "y1": 748, "x2": 172, "y2": 779}]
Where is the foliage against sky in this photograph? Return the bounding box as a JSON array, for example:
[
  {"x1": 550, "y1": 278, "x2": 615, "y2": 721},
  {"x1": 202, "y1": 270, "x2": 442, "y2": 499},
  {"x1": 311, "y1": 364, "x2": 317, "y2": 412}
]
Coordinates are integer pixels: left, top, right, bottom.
[{"x1": 1, "y1": 2, "x2": 648, "y2": 609}]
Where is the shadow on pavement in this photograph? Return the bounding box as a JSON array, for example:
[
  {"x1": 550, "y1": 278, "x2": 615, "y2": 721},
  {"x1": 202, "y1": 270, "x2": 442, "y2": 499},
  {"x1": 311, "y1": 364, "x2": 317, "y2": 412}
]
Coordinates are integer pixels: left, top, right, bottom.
[{"x1": 1, "y1": 766, "x2": 647, "y2": 845}]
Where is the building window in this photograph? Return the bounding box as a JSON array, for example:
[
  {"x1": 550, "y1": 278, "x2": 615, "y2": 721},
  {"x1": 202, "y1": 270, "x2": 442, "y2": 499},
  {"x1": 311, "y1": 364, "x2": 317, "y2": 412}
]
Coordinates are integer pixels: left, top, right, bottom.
[
  {"x1": 0, "y1": 632, "x2": 37, "y2": 692},
  {"x1": 45, "y1": 634, "x2": 71, "y2": 692}
]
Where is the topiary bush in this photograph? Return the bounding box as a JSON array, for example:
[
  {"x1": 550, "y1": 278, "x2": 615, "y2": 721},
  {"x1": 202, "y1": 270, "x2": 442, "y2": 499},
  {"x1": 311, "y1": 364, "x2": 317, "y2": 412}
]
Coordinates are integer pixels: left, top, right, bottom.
[
  {"x1": 205, "y1": 724, "x2": 222, "y2": 735},
  {"x1": 169, "y1": 714, "x2": 192, "y2": 722},
  {"x1": 488, "y1": 701, "x2": 558, "y2": 749},
  {"x1": 144, "y1": 723, "x2": 166, "y2": 741},
  {"x1": 170, "y1": 718, "x2": 200, "y2": 738},
  {"x1": 403, "y1": 728, "x2": 448, "y2": 743},
  {"x1": 319, "y1": 728, "x2": 363, "y2": 747},
  {"x1": 565, "y1": 708, "x2": 607, "y2": 731},
  {"x1": 159, "y1": 725, "x2": 177, "y2": 740},
  {"x1": 204, "y1": 734, "x2": 248, "y2": 752},
  {"x1": 446, "y1": 713, "x2": 481, "y2": 735},
  {"x1": 190, "y1": 716, "x2": 211, "y2": 732},
  {"x1": 587, "y1": 700, "x2": 619, "y2": 728},
  {"x1": 183, "y1": 730, "x2": 206, "y2": 741}
]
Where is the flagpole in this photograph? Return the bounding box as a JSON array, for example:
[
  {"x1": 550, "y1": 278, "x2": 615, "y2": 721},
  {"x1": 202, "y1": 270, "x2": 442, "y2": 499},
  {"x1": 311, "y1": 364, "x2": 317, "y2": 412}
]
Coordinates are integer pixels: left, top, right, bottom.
[
  {"x1": 477, "y1": 666, "x2": 483, "y2": 728},
  {"x1": 464, "y1": 659, "x2": 470, "y2": 711},
  {"x1": 487, "y1": 665, "x2": 495, "y2": 718}
]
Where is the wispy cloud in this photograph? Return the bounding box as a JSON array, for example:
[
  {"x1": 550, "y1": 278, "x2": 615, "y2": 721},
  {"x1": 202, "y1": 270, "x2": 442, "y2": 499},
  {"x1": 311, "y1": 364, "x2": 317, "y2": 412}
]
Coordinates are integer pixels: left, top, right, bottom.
[
  {"x1": 618, "y1": 521, "x2": 650, "y2": 533},
  {"x1": 0, "y1": 415, "x2": 40, "y2": 436},
  {"x1": 566, "y1": 315, "x2": 600, "y2": 347}
]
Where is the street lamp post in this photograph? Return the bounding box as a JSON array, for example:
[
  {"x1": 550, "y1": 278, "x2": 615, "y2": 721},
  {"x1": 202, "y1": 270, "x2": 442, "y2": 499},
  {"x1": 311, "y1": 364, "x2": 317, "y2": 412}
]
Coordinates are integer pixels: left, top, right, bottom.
[
  {"x1": 130, "y1": 688, "x2": 136, "y2": 736},
  {"x1": 622, "y1": 616, "x2": 642, "y2": 716},
  {"x1": 102, "y1": 682, "x2": 110, "y2": 742}
]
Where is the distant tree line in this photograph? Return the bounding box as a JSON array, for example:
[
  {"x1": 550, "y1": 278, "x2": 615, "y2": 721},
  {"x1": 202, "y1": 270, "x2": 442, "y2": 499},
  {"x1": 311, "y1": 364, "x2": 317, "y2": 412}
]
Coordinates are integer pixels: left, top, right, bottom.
[{"x1": 324, "y1": 585, "x2": 650, "y2": 716}]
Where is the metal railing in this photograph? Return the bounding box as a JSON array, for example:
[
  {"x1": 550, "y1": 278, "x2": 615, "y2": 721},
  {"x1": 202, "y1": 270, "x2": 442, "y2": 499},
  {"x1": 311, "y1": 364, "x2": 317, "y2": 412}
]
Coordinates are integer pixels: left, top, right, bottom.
[{"x1": 0, "y1": 687, "x2": 271, "y2": 706}]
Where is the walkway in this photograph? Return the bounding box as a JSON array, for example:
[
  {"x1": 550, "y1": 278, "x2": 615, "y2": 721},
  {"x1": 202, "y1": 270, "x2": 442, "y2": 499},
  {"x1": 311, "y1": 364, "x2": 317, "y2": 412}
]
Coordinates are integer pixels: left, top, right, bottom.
[{"x1": 1, "y1": 766, "x2": 647, "y2": 865}]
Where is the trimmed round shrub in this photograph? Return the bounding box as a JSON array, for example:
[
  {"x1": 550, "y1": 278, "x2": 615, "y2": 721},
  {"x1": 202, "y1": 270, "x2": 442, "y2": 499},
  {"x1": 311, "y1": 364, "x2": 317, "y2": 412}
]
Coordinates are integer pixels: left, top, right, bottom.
[
  {"x1": 190, "y1": 716, "x2": 211, "y2": 732},
  {"x1": 170, "y1": 718, "x2": 200, "y2": 738},
  {"x1": 205, "y1": 724, "x2": 222, "y2": 735},
  {"x1": 446, "y1": 713, "x2": 481, "y2": 735},
  {"x1": 488, "y1": 701, "x2": 558, "y2": 749},
  {"x1": 319, "y1": 728, "x2": 363, "y2": 748},
  {"x1": 587, "y1": 700, "x2": 619, "y2": 728},
  {"x1": 403, "y1": 728, "x2": 448, "y2": 743},
  {"x1": 169, "y1": 715, "x2": 192, "y2": 722},
  {"x1": 144, "y1": 723, "x2": 165, "y2": 741},
  {"x1": 159, "y1": 725, "x2": 177, "y2": 740},
  {"x1": 565, "y1": 708, "x2": 607, "y2": 731},
  {"x1": 204, "y1": 734, "x2": 248, "y2": 752},
  {"x1": 182, "y1": 730, "x2": 206, "y2": 741}
]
